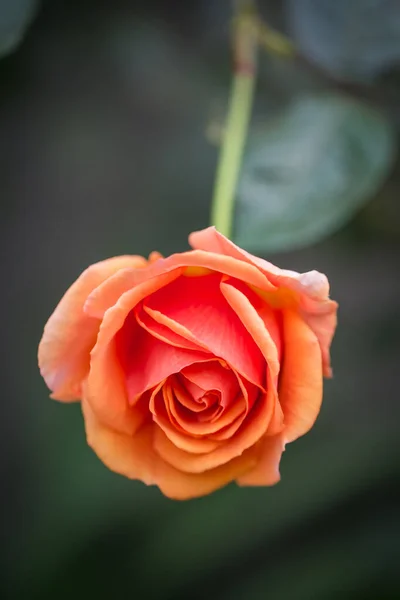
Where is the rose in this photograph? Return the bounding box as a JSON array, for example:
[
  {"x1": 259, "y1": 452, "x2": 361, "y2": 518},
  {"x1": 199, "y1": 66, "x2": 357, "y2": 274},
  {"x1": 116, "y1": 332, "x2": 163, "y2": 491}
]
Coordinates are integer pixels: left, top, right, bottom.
[{"x1": 38, "y1": 227, "x2": 337, "y2": 500}]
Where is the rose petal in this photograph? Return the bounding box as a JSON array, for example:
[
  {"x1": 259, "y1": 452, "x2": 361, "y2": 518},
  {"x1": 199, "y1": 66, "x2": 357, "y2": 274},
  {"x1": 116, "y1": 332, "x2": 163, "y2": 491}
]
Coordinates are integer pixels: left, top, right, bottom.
[
  {"x1": 220, "y1": 279, "x2": 280, "y2": 382},
  {"x1": 87, "y1": 270, "x2": 183, "y2": 433},
  {"x1": 38, "y1": 255, "x2": 147, "y2": 401},
  {"x1": 267, "y1": 395, "x2": 285, "y2": 436},
  {"x1": 84, "y1": 250, "x2": 277, "y2": 320},
  {"x1": 125, "y1": 327, "x2": 210, "y2": 403},
  {"x1": 190, "y1": 227, "x2": 329, "y2": 299},
  {"x1": 207, "y1": 372, "x2": 258, "y2": 441},
  {"x1": 149, "y1": 251, "x2": 163, "y2": 263},
  {"x1": 221, "y1": 279, "x2": 284, "y2": 436},
  {"x1": 150, "y1": 384, "x2": 221, "y2": 453},
  {"x1": 179, "y1": 376, "x2": 206, "y2": 403},
  {"x1": 181, "y1": 361, "x2": 239, "y2": 407},
  {"x1": 146, "y1": 273, "x2": 266, "y2": 390},
  {"x1": 236, "y1": 434, "x2": 285, "y2": 486},
  {"x1": 82, "y1": 398, "x2": 258, "y2": 500},
  {"x1": 142, "y1": 303, "x2": 212, "y2": 354},
  {"x1": 300, "y1": 308, "x2": 338, "y2": 378},
  {"x1": 189, "y1": 227, "x2": 337, "y2": 377},
  {"x1": 279, "y1": 310, "x2": 323, "y2": 443},
  {"x1": 153, "y1": 383, "x2": 276, "y2": 473},
  {"x1": 136, "y1": 305, "x2": 203, "y2": 352},
  {"x1": 156, "y1": 376, "x2": 246, "y2": 437}
]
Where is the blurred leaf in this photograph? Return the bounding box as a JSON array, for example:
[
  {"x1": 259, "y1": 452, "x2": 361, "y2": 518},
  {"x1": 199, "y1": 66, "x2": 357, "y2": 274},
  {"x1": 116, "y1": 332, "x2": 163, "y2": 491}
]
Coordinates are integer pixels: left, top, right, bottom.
[
  {"x1": 234, "y1": 94, "x2": 395, "y2": 253},
  {"x1": 286, "y1": 0, "x2": 400, "y2": 83},
  {"x1": 0, "y1": 0, "x2": 38, "y2": 57}
]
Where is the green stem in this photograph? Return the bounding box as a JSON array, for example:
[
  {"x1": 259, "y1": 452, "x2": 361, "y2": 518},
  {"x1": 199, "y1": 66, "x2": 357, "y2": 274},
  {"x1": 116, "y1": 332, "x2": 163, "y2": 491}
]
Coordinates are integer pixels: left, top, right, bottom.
[{"x1": 210, "y1": 8, "x2": 257, "y2": 239}]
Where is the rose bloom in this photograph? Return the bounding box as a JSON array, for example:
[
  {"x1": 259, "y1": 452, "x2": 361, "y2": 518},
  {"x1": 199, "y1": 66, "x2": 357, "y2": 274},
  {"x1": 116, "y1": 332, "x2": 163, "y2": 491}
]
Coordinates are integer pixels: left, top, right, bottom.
[{"x1": 38, "y1": 227, "x2": 337, "y2": 500}]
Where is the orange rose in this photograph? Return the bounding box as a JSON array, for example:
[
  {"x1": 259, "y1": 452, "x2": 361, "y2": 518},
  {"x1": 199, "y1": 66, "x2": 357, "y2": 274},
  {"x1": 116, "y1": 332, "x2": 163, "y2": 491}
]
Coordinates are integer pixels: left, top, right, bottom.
[{"x1": 38, "y1": 227, "x2": 337, "y2": 499}]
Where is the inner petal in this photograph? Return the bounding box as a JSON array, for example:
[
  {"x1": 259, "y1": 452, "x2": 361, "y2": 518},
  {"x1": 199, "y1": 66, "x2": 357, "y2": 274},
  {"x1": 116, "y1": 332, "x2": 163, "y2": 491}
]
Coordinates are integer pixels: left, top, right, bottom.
[
  {"x1": 165, "y1": 375, "x2": 247, "y2": 436},
  {"x1": 179, "y1": 376, "x2": 206, "y2": 403},
  {"x1": 119, "y1": 310, "x2": 210, "y2": 402},
  {"x1": 173, "y1": 376, "x2": 210, "y2": 412},
  {"x1": 150, "y1": 384, "x2": 220, "y2": 453},
  {"x1": 207, "y1": 373, "x2": 259, "y2": 441},
  {"x1": 196, "y1": 399, "x2": 223, "y2": 423},
  {"x1": 153, "y1": 383, "x2": 277, "y2": 473},
  {"x1": 135, "y1": 304, "x2": 202, "y2": 352},
  {"x1": 142, "y1": 304, "x2": 210, "y2": 353},
  {"x1": 220, "y1": 278, "x2": 282, "y2": 384},
  {"x1": 181, "y1": 360, "x2": 239, "y2": 408},
  {"x1": 144, "y1": 273, "x2": 266, "y2": 390}
]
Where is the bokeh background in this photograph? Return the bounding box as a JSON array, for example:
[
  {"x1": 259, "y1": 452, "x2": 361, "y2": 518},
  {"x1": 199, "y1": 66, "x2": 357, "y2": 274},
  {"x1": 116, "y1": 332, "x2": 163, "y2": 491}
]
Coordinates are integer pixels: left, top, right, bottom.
[{"x1": 1, "y1": 1, "x2": 399, "y2": 598}]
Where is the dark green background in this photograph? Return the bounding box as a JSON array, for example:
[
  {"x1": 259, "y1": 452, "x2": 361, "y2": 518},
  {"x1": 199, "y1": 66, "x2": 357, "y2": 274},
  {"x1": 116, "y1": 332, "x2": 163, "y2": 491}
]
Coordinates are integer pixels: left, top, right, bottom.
[{"x1": 1, "y1": 1, "x2": 399, "y2": 598}]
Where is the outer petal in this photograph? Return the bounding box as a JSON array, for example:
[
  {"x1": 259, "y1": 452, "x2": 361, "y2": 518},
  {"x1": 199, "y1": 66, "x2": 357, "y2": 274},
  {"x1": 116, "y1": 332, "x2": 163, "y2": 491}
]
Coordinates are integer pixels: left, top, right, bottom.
[
  {"x1": 84, "y1": 250, "x2": 276, "y2": 320},
  {"x1": 38, "y1": 255, "x2": 147, "y2": 401},
  {"x1": 82, "y1": 398, "x2": 258, "y2": 500},
  {"x1": 86, "y1": 270, "x2": 182, "y2": 433},
  {"x1": 279, "y1": 310, "x2": 323, "y2": 443},
  {"x1": 189, "y1": 227, "x2": 337, "y2": 377},
  {"x1": 189, "y1": 227, "x2": 329, "y2": 299},
  {"x1": 236, "y1": 434, "x2": 285, "y2": 486}
]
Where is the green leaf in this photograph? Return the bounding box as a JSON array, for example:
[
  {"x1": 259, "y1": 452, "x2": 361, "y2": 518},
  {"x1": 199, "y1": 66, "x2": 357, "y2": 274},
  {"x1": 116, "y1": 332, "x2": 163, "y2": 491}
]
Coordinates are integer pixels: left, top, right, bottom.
[
  {"x1": 234, "y1": 94, "x2": 395, "y2": 253},
  {"x1": 287, "y1": 0, "x2": 400, "y2": 83},
  {"x1": 0, "y1": 0, "x2": 38, "y2": 58}
]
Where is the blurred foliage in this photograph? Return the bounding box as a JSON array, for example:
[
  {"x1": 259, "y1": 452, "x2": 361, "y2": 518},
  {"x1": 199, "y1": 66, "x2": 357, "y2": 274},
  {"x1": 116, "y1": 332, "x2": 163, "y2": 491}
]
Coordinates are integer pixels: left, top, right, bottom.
[
  {"x1": 1, "y1": 1, "x2": 399, "y2": 599},
  {"x1": 287, "y1": 0, "x2": 400, "y2": 83},
  {"x1": 235, "y1": 93, "x2": 395, "y2": 252},
  {"x1": 0, "y1": 0, "x2": 38, "y2": 57}
]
